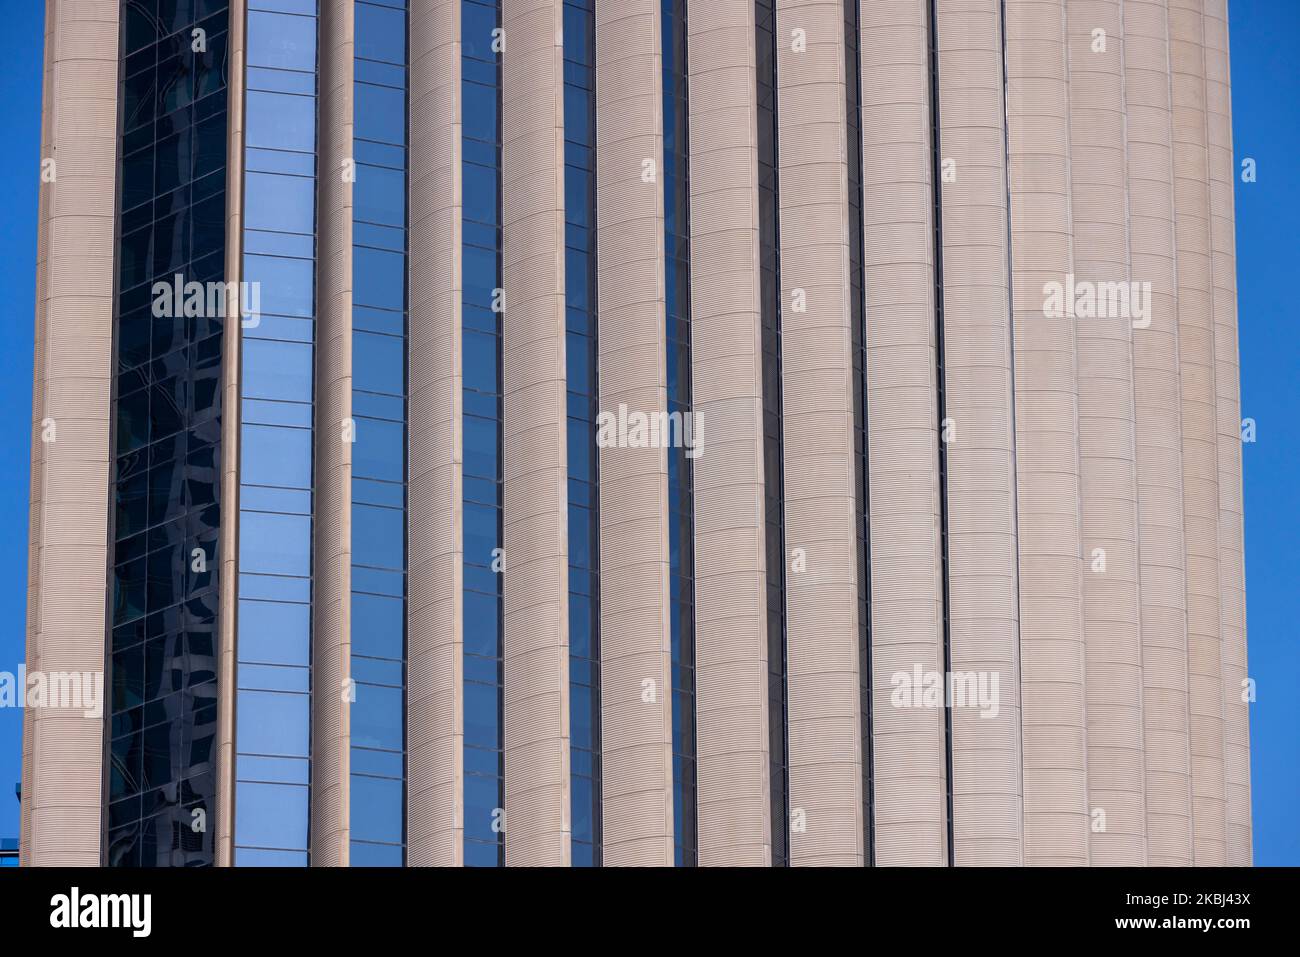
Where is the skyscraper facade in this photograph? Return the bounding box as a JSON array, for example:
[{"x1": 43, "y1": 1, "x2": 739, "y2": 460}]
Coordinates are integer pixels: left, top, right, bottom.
[{"x1": 23, "y1": 0, "x2": 1248, "y2": 866}]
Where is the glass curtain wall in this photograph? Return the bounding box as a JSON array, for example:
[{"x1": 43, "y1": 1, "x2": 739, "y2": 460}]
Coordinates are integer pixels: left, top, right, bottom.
[
  {"x1": 348, "y1": 0, "x2": 411, "y2": 866},
  {"x1": 460, "y1": 0, "x2": 506, "y2": 868},
  {"x1": 108, "y1": 0, "x2": 232, "y2": 868},
  {"x1": 232, "y1": 0, "x2": 320, "y2": 866},
  {"x1": 563, "y1": 0, "x2": 602, "y2": 868}
]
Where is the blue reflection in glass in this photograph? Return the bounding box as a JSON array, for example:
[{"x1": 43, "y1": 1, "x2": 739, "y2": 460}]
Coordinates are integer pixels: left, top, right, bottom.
[
  {"x1": 241, "y1": 424, "x2": 312, "y2": 488},
  {"x1": 353, "y1": 247, "x2": 405, "y2": 311},
  {"x1": 354, "y1": 331, "x2": 404, "y2": 394},
  {"x1": 243, "y1": 254, "x2": 315, "y2": 317},
  {"x1": 246, "y1": 91, "x2": 316, "y2": 151},
  {"x1": 236, "y1": 847, "x2": 309, "y2": 865},
  {"x1": 355, "y1": 3, "x2": 406, "y2": 65},
  {"x1": 238, "y1": 599, "x2": 310, "y2": 665},
  {"x1": 564, "y1": 0, "x2": 601, "y2": 867},
  {"x1": 244, "y1": 171, "x2": 315, "y2": 232},
  {"x1": 353, "y1": 504, "x2": 404, "y2": 568},
  {"x1": 235, "y1": 781, "x2": 309, "y2": 849},
  {"x1": 352, "y1": 593, "x2": 404, "y2": 666},
  {"x1": 352, "y1": 685, "x2": 404, "y2": 751},
  {"x1": 350, "y1": 839, "x2": 403, "y2": 866},
  {"x1": 349, "y1": 0, "x2": 409, "y2": 864},
  {"x1": 355, "y1": 84, "x2": 405, "y2": 147},
  {"x1": 355, "y1": 164, "x2": 405, "y2": 225},
  {"x1": 461, "y1": 0, "x2": 505, "y2": 868},
  {"x1": 353, "y1": 417, "x2": 404, "y2": 482},
  {"x1": 237, "y1": 690, "x2": 311, "y2": 755},
  {"x1": 239, "y1": 511, "x2": 311, "y2": 576},
  {"x1": 242, "y1": 339, "x2": 313, "y2": 402},
  {"x1": 247, "y1": 11, "x2": 317, "y2": 71},
  {"x1": 234, "y1": 1, "x2": 318, "y2": 867}
]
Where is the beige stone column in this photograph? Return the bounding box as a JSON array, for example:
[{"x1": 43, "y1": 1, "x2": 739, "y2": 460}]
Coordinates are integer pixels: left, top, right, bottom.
[
  {"x1": 310, "y1": 0, "x2": 356, "y2": 868},
  {"x1": 1066, "y1": 0, "x2": 1149, "y2": 865},
  {"x1": 594, "y1": 0, "x2": 676, "y2": 867},
  {"x1": 500, "y1": 0, "x2": 572, "y2": 867},
  {"x1": 1168, "y1": 0, "x2": 1226, "y2": 866},
  {"x1": 934, "y1": 0, "x2": 1024, "y2": 866},
  {"x1": 22, "y1": 0, "x2": 118, "y2": 867},
  {"x1": 1005, "y1": 0, "x2": 1090, "y2": 866},
  {"x1": 775, "y1": 0, "x2": 865, "y2": 867},
  {"x1": 858, "y1": 0, "x2": 948, "y2": 867},
  {"x1": 687, "y1": 0, "x2": 773, "y2": 868},
  {"x1": 215, "y1": 0, "x2": 248, "y2": 869},
  {"x1": 1203, "y1": 0, "x2": 1250, "y2": 866},
  {"x1": 1124, "y1": 0, "x2": 1194, "y2": 866},
  {"x1": 408, "y1": 0, "x2": 465, "y2": 867}
]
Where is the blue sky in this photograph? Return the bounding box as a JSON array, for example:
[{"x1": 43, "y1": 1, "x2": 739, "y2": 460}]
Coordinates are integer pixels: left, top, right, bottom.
[
  {"x1": 1230, "y1": 0, "x2": 1300, "y2": 866},
  {"x1": 0, "y1": 0, "x2": 43, "y2": 841},
  {"x1": 0, "y1": 1, "x2": 1294, "y2": 863}
]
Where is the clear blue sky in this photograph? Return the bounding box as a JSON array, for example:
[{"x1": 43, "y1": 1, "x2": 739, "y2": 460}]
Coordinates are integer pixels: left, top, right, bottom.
[
  {"x1": 0, "y1": 0, "x2": 1293, "y2": 863},
  {"x1": 1231, "y1": 0, "x2": 1300, "y2": 867},
  {"x1": 0, "y1": 0, "x2": 44, "y2": 841}
]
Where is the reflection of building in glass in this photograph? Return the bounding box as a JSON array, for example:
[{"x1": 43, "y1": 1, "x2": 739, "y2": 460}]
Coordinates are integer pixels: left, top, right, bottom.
[{"x1": 23, "y1": 0, "x2": 1249, "y2": 867}]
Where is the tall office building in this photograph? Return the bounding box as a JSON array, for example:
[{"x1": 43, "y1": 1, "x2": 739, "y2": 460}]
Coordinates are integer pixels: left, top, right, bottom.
[{"x1": 23, "y1": 0, "x2": 1248, "y2": 866}]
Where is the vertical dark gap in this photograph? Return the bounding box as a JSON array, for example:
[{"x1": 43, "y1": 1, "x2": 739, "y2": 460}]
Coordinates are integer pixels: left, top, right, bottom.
[
  {"x1": 844, "y1": 0, "x2": 874, "y2": 867},
  {"x1": 663, "y1": 0, "x2": 697, "y2": 867},
  {"x1": 996, "y1": 0, "x2": 1025, "y2": 808},
  {"x1": 102, "y1": 0, "x2": 130, "y2": 870},
  {"x1": 755, "y1": 0, "x2": 788, "y2": 867},
  {"x1": 925, "y1": 0, "x2": 956, "y2": 868}
]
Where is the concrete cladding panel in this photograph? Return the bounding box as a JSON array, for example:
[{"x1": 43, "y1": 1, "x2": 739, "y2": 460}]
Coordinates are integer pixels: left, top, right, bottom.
[
  {"x1": 23, "y1": 0, "x2": 118, "y2": 867},
  {"x1": 934, "y1": 0, "x2": 1025, "y2": 866},
  {"x1": 311, "y1": 0, "x2": 356, "y2": 868},
  {"x1": 1203, "y1": 0, "x2": 1250, "y2": 868},
  {"x1": 858, "y1": 0, "x2": 948, "y2": 867},
  {"x1": 775, "y1": 0, "x2": 865, "y2": 866},
  {"x1": 1065, "y1": 0, "x2": 1148, "y2": 866},
  {"x1": 1124, "y1": 0, "x2": 1195, "y2": 866},
  {"x1": 216, "y1": 0, "x2": 248, "y2": 868},
  {"x1": 687, "y1": 0, "x2": 773, "y2": 868},
  {"x1": 408, "y1": 0, "x2": 465, "y2": 867},
  {"x1": 1004, "y1": 0, "x2": 1089, "y2": 866},
  {"x1": 500, "y1": 0, "x2": 572, "y2": 867},
  {"x1": 1168, "y1": 0, "x2": 1227, "y2": 866},
  {"x1": 593, "y1": 0, "x2": 676, "y2": 867}
]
